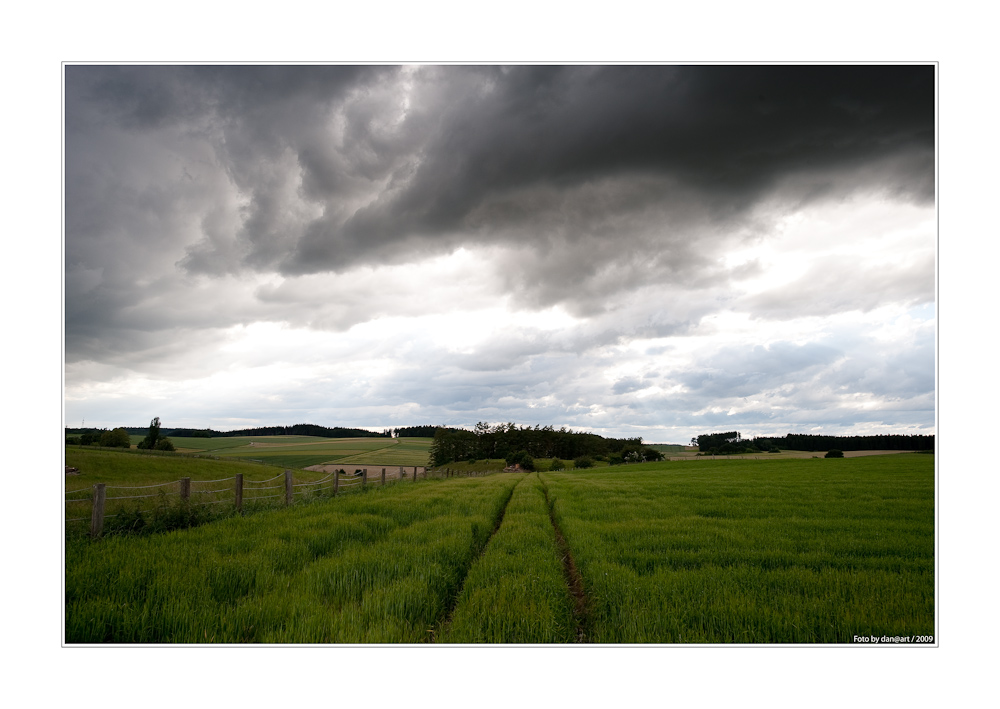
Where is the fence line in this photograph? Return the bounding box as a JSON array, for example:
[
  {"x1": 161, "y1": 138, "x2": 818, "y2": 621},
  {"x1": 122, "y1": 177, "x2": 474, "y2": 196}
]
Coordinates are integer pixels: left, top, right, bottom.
[{"x1": 67, "y1": 465, "x2": 435, "y2": 538}]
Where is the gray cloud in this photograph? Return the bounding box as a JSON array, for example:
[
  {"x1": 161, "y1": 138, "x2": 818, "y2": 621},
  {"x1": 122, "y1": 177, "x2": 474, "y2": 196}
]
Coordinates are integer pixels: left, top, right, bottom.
[
  {"x1": 67, "y1": 65, "x2": 933, "y2": 304},
  {"x1": 742, "y1": 252, "x2": 935, "y2": 320},
  {"x1": 64, "y1": 64, "x2": 936, "y2": 438}
]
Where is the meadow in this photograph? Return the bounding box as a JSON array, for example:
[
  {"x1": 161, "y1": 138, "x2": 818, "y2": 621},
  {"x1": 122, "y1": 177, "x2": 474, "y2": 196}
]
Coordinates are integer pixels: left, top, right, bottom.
[
  {"x1": 65, "y1": 452, "x2": 934, "y2": 644},
  {"x1": 117, "y1": 435, "x2": 433, "y2": 469},
  {"x1": 543, "y1": 454, "x2": 934, "y2": 643},
  {"x1": 65, "y1": 448, "x2": 341, "y2": 536},
  {"x1": 439, "y1": 474, "x2": 577, "y2": 643},
  {"x1": 66, "y1": 475, "x2": 519, "y2": 643}
]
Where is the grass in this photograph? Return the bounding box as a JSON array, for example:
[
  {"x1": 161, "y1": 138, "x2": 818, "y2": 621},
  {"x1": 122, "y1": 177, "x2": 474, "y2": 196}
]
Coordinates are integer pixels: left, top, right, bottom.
[
  {"x1": 64, "y1": 452, "x2": 935, "y2": 644},
  {"x1": 65, "y1": 448, "x2": 362, "y2": 536},
  {"x1": 70, "y1": 435, "x2": 432, "y2": 471},
  {"x1": 66, "y1": 475, "x2": 520, "y2": 643},
  {"x1": 439, "y1": 473, "x2": 577, "y2": 643},
  {"x1": 541, "y1": 454, "x2": 934, "y2": 643}
]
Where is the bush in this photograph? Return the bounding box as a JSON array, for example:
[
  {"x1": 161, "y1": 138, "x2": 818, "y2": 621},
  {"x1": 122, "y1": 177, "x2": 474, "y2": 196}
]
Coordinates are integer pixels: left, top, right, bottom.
[
  {"x1": 642, "y1": 447, "x2": 665, "y2": 462},
  {"x1": 100, "y1": 427, "x2": 132, "y2": 448},
  {"x1": 549, "y1": 458, "x2": 565, "y2": 471},
  {"x1": 80, "y1": 432, "x2": 101, "y2": 446},
  {"x1": 825, "y1": 449, "x2": 844, "y2": 458},
  {"x1": 154, "y1": 437, "x2": 176, "y2": 452},
  {"x1": 505, "y1": 450, "x2": 535, "y2": 471},
  {"x1": 574, "y1": 456, "x2": 595, "y2": 469}
]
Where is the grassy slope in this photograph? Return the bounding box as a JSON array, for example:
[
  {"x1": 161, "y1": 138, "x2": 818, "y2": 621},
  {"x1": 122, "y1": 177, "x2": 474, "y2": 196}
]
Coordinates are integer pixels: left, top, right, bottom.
[
  {"x1": 64, "y1": 448, "x2": 337, "y2": 531},
  {"x1": 96, "y1": 436, "x2": 433, "y2": 469}
]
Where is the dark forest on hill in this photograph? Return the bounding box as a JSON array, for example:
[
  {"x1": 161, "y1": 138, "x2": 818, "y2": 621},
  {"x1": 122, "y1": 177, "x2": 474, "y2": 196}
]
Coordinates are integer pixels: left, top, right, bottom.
[
  {"x1": 428, "y1": 423, "x2": 644, "y2": 467},
  {"x1": 694, "y1": 431, "x2": 934, "y2": 454},
  {"x1": 67, "y1": 424, "x2": 390, "y2": 439}
]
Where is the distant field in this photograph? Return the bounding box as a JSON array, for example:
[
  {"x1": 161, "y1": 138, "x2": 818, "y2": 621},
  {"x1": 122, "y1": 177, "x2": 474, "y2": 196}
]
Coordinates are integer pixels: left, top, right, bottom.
[
  {"x1": 665, "y1": 449, "x2": 925, "y2": 461},
  {"x1": 648, "y1": 444, "x2": 686, "y2": 453},
  {"x1": 112, "y1": 435, "x2": 432, "y2": 469}
]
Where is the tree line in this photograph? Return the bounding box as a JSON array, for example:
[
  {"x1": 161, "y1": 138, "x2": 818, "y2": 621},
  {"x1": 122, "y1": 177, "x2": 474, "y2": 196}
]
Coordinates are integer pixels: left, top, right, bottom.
[
  {"x1": 428, "y1": 422, "x2": 662, "y2": 467},
  {"x1": 693, "y1": 431, "x2": 935, "y2": 454},
  {"x1": 66, "y1": 417, "x2": 177, "y2": 451},
  {"x1": 392, "y1": 425, "x2": 438, "y2": 437},
  {"x1": 69, "y1": 423, "x2": 393, "y2": 439}
]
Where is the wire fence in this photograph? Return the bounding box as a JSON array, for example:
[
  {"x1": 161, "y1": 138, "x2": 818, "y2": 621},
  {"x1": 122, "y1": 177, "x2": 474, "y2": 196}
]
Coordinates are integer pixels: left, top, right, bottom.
[{"x1": 66, "y1": 466, "x2": 430, "y2": 537}]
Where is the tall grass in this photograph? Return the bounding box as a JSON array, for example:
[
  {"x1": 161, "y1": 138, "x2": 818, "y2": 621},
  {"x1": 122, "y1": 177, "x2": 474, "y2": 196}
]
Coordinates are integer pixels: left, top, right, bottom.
[
  {"x1": 66, "y1": 475, "x2": 518, "y2": 643},
  {"x1": 440, "y1": 474, "x2": 576, "y2": 643},
  {"x1": 541, "y1": 454, "x2": 934, "y2": 643},
  {"x1": 64, "y1": 448, "x2": 346, "y2": 537}
]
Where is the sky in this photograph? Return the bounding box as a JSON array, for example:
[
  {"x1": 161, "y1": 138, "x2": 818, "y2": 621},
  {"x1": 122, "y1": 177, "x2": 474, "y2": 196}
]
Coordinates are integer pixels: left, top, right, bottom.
[{"x1": 63, "y1": 64, "x2": 936, "y2": 442}]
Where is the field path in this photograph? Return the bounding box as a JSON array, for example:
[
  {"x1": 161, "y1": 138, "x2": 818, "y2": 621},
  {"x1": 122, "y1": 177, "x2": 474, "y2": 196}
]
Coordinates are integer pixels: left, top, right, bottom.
[
  {"x1": 539, "y1": 475, "x2": 590, "y2": 642},
  {"x1": 430, "y1": 475, "x2": 524, "y2": 641}
]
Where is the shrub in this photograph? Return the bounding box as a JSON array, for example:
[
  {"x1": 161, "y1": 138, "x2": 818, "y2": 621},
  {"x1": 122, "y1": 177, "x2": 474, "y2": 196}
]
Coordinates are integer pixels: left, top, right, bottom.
[
  {"x1": 573, "y1": 456, "x2": 595, "y2": 469},
  {"x1": 154, "y1": 438, "x2": 176, "y2": 452},
  {"x1": 549, "y1": 458, "x2": 565, "y2": 471},
  {"x1": 642, "y1": 447, "x2": 665, "y2": 462},
  {"x1": 100, "y1": 427, "x2": 132, "y2": 448},
  {"x1": 824, "y1": 450, "x2": 844, "y2": 458},
  {"x1": 505, "y1": 450, "x2": 535, "y2": 471}
]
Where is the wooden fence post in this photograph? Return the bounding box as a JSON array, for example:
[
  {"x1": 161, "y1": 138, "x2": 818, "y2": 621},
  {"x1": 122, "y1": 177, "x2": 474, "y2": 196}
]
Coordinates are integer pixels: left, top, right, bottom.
[
  {"x1": 381, "y1": 468, "x2": 386, "y2": 486},
  {"x1": 235, "y1": 473, "x2": 243, "y2": 512},
  {"x1": 285, "y1": 470, "x2": 293, "y2": 506},
  {"x1": 413, "y1": 465, "x2": 417, "y2": 483},
  {"x1": 362, "y1": 469, "x2": 368, "y2": 488},
  {"x1": 334, "y1": 469, "x2": 339, "y2": 496},
  {"x1": 90, "y1": 483, "x2": 106, "y2": 538},
  {"x1": 180, "y1": 477, "x2": 191, "y2": 504}
]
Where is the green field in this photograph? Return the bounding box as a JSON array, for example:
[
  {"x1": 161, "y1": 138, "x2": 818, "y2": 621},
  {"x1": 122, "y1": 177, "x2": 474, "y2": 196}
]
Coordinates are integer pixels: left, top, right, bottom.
[
  {"x1": 64, "y1": 448, "x2": 356, "y2": 536},
  {"x1": 543, "y1": 454, "x2": 934, "y2": 642},
  {"x1": 648, "y1": 444, "x2": 687, "y2": 453},
  {"x1": 440, "y1": 474, "x2": 577, "y2": 643},
  {"x1": 105, "y1": 435, "x2": 433, "y2": 469},
  {"x1": 65, "y1": 452, "x2": 934, "y2": 643}
]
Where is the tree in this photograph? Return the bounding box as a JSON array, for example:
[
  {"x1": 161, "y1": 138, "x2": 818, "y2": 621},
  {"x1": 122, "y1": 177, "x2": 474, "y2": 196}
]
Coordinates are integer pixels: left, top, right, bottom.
[
  {"x1": 505, "y1": 450, "x2": 535, "y2": 471},
  {"x1": 824, "y1": 449, "x2": 844, "y2": 458},
  {"x1": 138, "y1": 417, "x2": 162, "y2": 450},
  {"x1": 99, "y1": 427, "x2": 131, "y2": 448},
  {"x1": 642, "y1": 447, "x2": 665, "y2": 462},
  {"x1": 155, "y1": 438, "x2": 176, "y2": 452}
]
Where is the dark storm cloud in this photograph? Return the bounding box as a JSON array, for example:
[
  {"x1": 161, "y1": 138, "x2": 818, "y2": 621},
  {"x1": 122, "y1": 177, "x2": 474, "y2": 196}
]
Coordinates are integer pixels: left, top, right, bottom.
[
  {"x1": 286, "y1": 65, "x2": 934, "y2": 303},
  {"x1": 64, "y1": 64, "x2": 935, "y2": 390},
  {"x1": 68, "y1": 63, "x2": 934, "y2": 274}
]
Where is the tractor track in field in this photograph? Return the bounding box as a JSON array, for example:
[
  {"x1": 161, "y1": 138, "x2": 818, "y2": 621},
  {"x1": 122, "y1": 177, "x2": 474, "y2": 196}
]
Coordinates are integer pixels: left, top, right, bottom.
[
  {"x1": 428, "y1": 475, "x2": 524, "y2": 642},
  {"x1": 540, "y1": 476, "x2": 591, "y2": 643}
]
